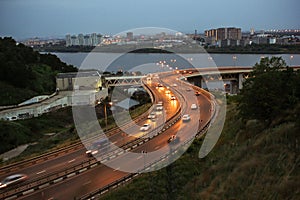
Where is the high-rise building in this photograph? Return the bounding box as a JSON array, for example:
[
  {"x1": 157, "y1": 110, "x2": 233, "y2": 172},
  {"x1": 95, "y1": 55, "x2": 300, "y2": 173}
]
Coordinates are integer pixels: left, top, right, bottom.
[
  {"x1": 226, "y1": 27, "x2": 241, "y2": 40},
  {"x1": 126, "y1": 32, "x2": 133, "y2": 41},
  {"x1": 78, "y1": 34, "x2": 84, "y2": 46},
  {"x1": 65, "y1": 33, "x2": 102, "y2": 46},
  {"x1": 96, "y1": 34, "x2": 102, "y2": 46},
  {"x1": 66, "y1": 34, "x2": 71, "y2": 47},
  {"x1": 91, "y1": 33, "x2": 98, "y2": 46},
  {"x1": 205, "y1": 27, "x2": 242, "y2": 45},
  {"x1": 71, "y1": 35, "x2": 79, "y2": 46},
  {"x1": 83, "y1": 35, "x2": 91, "y2": 46}
]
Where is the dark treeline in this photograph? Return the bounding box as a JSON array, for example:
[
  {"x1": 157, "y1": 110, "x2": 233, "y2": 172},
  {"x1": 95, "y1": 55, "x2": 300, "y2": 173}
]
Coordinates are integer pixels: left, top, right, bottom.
[
  {"x1": 238, "y1": 56, "x2": 300, "y2": 125},
  {"x1": 0, "y1": 37, "x2": 77, "y2": 105},
  {"x1": 206, "y1": 43, "x2": 300, "y2": 54}
]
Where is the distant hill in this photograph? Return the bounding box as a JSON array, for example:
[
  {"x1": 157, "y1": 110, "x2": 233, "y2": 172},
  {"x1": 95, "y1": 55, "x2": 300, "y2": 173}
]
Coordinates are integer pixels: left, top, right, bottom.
[{"x1": 0, "y1": 37, "x2": 78, "y2": 105}]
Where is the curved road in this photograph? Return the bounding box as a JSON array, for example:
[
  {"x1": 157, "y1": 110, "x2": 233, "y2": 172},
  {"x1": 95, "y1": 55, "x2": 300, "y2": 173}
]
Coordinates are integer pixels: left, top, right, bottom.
[{"x1": 1, "y1": 71, "x2": 214, "y2": 200}]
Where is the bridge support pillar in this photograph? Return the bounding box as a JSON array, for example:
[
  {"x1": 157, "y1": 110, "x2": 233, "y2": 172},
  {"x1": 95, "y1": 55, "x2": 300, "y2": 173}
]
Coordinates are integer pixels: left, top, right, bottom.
[
  {"x1": 238, "y1": 73, "x2": 244, "y2": 90},
  {"x1": 230, "y1": 80, "x2": 238, "y2": 94}
]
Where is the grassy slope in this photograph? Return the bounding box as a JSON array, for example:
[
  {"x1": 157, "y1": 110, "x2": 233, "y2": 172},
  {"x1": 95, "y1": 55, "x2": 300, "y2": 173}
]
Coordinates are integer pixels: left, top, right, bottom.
[
  {"x1": 0, "y1": 81, "x2": 38, "y2": 105},
  {"x1": 0, "y1": 64, "x2": 56, "y2": 106},
  {"x1": 0, "y1": 107, "x2": 75, "y2": 157},
  {"x1": 102, "y1": 102, "x2": 299, "y2": 200}
]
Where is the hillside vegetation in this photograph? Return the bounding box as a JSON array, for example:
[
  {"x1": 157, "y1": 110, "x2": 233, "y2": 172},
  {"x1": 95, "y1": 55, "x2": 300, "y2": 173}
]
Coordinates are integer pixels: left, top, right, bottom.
[
  {"x1": 0, "y1": 37, "x2": 77, "y2": 105},
  {"x1": 102, "y1": 57, "x2": 300, "y2": 199}
]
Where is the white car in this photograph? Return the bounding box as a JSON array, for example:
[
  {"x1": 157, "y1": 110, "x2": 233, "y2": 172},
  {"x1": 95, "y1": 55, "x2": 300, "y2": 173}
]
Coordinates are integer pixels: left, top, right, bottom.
[
  {"x1": 157, "y1": 101, "x2": 163, "y2": 106},
  {"x1": 173, "y1": 83, "x2": 177, "y2": 87},
  {"x1": 156, "y1": 106, "x2": 163, "y2": 111},
  {"x1": 147, "y1": 112, "x2": 156, "y2": 119},
  {"x1": 140, "y1": 124, "x2": 151, "y2": 131},
  {"x1": 0, "y1": 174, "x2": 28, "y2": 189},
  {"x1": 182, "y1": 114, "x2": 191, "y2": 122},
  {"x1": 86, "y1": 149, "x2": 98, "y2": 157},
  {"x1": 191, "y1": 104, "x2": 197, "y2": 110}
]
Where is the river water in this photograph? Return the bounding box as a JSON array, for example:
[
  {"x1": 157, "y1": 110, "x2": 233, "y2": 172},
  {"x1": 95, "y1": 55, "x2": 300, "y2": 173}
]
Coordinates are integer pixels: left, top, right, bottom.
[{"x1": 53, "y1": 52, "x2": 300, "y2": 73}]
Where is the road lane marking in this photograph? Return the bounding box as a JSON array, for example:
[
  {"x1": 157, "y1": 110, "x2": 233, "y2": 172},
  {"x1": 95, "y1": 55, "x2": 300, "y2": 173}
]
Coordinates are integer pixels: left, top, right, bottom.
[
  {"x1": 67, "y1": 173, "x2": 76, "y2": 178},
  {"x1": 83, "y1": 181, "x2": 91, "y2": 186},
  {"x1": 68, "y1": 159, "x2": 76, "y2": 163},
  {"x1": 53, "y1": 177, "x2": 63, "y2": 183},
  {"x1": 36, "y1": 170, "x2": 46, "y2": 175},
  {"x1": 136, "y1": 155, "x2": 143, "y2": 160},
  {"x1": 113, "y1": 167, "x2": 120, "y2": 171},
  {"x1": 113, "y1": 141, "x2": 118, "y2": 145},
  {"x1": 155, "y1": 145, "x2": 160, "y2": 150},
  {"x1": 79, "y1": 168, "x2": 87, "y2": 173},
  {"x1": 23, "y1": 189, "x2": 34, "y2": 195}
]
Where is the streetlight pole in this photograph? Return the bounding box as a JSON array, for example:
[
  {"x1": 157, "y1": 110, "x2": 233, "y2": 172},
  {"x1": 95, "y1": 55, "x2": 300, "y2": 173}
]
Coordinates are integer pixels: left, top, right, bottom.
[
  {"x1": 100, "y1": 99, "x2": 112, "y2": 131},
  {"x1": 233, "y1": 55, "x2": 237, "y2": 67},
  {"x1": 290, "y1": 55, "x2": 294, "y2": 66},
  {"x1": 105, "y1": 103, "x2": 108, "y2": 130}
]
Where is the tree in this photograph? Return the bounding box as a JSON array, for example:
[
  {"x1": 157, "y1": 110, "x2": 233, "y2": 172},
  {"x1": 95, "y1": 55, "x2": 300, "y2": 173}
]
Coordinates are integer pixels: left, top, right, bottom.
[{"x1": 238, "y1": 57, "x2": 299, "y2": 123}]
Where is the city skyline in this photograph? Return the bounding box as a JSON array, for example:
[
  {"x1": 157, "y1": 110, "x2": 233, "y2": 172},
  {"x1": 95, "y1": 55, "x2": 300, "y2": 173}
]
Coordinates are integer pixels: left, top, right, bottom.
[{"x1": 0, "y1": 0, "x2": 299, "y2": 40}]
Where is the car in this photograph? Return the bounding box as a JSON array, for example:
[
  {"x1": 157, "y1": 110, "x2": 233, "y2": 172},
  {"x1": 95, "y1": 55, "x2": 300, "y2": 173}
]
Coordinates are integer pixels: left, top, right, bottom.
[
  {"x1": 156, "y1": 105, "x2": 163, "y2": 111},
  {"x1": 170, "y1": 96, "x2": 176, "y2": 100},
  {"x1": 148, "y1": 112, "x2": 156, "y2": 119},
  {"x1": 191, "y1": 104, "x2": 197, "y2": 110},
  {"x1": 0, "y1": 174, "x2": 28, "y2": 189},
  {"x1": 173, "y1": 83, "x2": 177, "y2": 87},
  {"x1": 195, "y1": 91, "x2": 200, "y2": 96},
  {"x1": 140, "y1": 124, "x2": 151, "y2": 131},
  {"x1": 157, "y1": 83, "x2": 163, "y2": 87},
  {"x1": 168, "y1": 135, "x2": 179, "y2": 143},
  {"x1": 157, "y1": 101, "x2": 163, "y2": 106},
  {"x1": 86, "y1": 149, "x2": 98, "y2": 157},
  {"x1": 182, "y1": 114, "x2": 191, "y2": 122},
  {"x1": 186, "y1": 88, "x2": 191, "y2": 92},
  {"x1": 165, "y1": 90, "x2": 171, "y2": 94}
]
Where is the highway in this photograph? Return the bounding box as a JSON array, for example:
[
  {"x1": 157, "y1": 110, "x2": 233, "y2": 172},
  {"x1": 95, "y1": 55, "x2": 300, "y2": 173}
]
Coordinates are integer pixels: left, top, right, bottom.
[{"x1": 0, "y1": 71, "x2": 214, "y2": 200}]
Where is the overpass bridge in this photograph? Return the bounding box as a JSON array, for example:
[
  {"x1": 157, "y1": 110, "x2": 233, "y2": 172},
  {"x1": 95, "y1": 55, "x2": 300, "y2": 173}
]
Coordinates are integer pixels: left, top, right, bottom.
[
  {"x1": 103, "y1": 75, "x2": 146, "y2": 87},
  {"x1": 180, "y1": 66, "x2": 300, "y2": 94},
  {"x1": 103, "y1": 66, "x2": 299, "y2": 94}
]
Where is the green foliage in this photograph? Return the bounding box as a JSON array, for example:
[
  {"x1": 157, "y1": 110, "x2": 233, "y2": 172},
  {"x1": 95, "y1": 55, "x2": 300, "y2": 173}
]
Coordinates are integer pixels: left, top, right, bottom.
[
  {"x1": 238, "y1": 56, "x2": 300, "y2": 122},
  {"x1": 0, "y1": 107, "x2": 74, "y2": 155},
  {"x1": 0, "y1": 121, "x2": 33, "y2": 153},
  {"x1": 0, "y1": 37, "x2": 77, "y2": 105},
  {"x1": 206, "y1": 43, "x2": 300, "y2": 54},
  {"x1": 0, "y1": 81, "x2": 37, "y2": 105}
]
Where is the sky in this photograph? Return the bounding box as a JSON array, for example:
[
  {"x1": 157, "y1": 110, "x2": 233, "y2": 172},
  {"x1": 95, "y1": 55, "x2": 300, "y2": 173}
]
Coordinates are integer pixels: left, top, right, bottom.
[{"x1": 0, "y1": 0, "x2": 299, "y2": 40}]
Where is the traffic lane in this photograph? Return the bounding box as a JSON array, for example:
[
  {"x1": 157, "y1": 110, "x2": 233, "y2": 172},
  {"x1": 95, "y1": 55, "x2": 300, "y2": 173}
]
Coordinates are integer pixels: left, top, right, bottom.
[
  {"x1": 19, "y1": 164, "x2": 128, "y2": 200},
  {"x1": 0, "y1": 148, "x2": 87, "y2": 181},
  {"x1": 108, "y1": 88, "x2": 179, "y2": 147},
  {"x1": 103, "y1": 108, "x2": 203, "y2": 172},
  {"x1": 98, "y1": 74, "x2": 211, "y2": 172},
  {"x1": 18, "y1": 122, "x2": 184, "y2": 200},
  {"x1": 19, "y1": 80, "x2": 212, "y2": 199},
  {"x1": 0, "y1": 81, "x2": 175, "y2": 182},
  {"x1": 101, "y1": 86, "x2": 210, "y2": 172}
]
